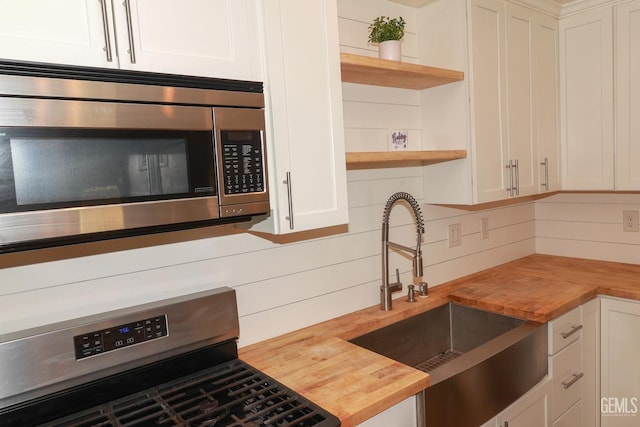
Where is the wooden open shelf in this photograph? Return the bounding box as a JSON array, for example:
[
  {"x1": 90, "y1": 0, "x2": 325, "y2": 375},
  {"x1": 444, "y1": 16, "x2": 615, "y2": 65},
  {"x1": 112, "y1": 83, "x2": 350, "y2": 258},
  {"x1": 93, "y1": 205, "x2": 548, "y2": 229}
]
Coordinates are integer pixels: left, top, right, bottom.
[
  {"x1": 340, "y1": 52, "x2": 464, "y2": 90},
  {"x1": 345, "y1": 150, "x2": 467, "y2": 169}
]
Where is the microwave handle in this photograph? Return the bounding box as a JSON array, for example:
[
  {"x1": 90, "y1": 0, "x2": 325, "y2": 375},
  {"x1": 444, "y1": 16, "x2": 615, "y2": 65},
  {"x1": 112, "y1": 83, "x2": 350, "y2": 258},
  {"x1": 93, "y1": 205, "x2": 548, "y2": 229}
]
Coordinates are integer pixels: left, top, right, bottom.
[{"x1": 284, "y1": 171, "x2": 294, "y2": 230}]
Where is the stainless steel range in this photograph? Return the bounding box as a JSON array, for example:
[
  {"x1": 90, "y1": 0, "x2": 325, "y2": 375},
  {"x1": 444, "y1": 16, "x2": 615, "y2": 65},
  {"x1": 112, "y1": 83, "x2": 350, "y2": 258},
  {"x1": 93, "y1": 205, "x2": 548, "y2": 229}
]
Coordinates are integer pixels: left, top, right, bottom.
[{"x1": 0, "y1": 287, "x2": 340, "y2": 427}]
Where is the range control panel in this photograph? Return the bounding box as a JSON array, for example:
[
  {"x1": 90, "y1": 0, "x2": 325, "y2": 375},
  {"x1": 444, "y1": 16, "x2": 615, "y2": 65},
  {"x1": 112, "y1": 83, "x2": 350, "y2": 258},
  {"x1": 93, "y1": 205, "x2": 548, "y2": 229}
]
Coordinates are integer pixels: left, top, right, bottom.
[
  {"x1": 73, "y1": 314, "x2": 168, "y2": 360},
  {"x1": 220, "y1": 130, "x2": 265, "y2": 195}
]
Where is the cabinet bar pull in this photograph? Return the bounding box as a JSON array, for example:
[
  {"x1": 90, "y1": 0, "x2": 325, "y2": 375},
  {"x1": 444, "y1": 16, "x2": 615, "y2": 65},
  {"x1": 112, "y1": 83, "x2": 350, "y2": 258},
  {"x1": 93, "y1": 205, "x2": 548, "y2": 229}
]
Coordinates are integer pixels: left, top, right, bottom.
[
  {"x1": 123, "y1": 0, "x2": 136, "y2": 63},
  {"x1": 561, "y1": 324, "x2": 583, "y2": 339},
  {"x1": 562, "y1": 372, "x2": 584, "y2": 389},
  {"x1": 540, "y1": 157, "x2": 549, "y2": 190},
  {"x1": 284, "y1": 171, "x2": 294, "y2": 230},
  {"x1": 514, "y1": 159, "x2": 519, "y2": 196},
  {"x1": 99, "y1": 0, "x2": 113, "y2": 62},
  {"x1": 505, "y1": 160, "x2": 514, "y2": 196}
]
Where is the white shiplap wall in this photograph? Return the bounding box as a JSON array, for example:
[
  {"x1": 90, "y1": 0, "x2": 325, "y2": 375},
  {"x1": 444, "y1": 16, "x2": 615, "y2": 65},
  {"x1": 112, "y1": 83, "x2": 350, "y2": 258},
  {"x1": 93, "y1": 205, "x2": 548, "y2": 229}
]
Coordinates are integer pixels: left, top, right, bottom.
[
  {"x1": 536, "y1": 193, "x2": 640, "y2": 264},
  {"x1": 0, "y1": 0, "x2": 541, "y2": 348}
]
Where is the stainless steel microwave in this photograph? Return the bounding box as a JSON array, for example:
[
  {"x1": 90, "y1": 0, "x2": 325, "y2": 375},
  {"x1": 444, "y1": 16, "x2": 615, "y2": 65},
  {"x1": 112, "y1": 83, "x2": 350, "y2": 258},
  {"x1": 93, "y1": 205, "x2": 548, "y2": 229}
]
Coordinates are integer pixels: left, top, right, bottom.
[{"x1": 0, "y1": 61, "x2": 269, "y2": 252}]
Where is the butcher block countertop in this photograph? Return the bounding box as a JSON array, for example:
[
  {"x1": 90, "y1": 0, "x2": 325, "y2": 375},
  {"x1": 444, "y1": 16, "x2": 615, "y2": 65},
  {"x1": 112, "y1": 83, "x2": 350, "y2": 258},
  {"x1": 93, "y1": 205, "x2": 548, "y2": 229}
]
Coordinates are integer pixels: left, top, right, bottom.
[{"x1": 239, "y1": 254, "x2": 640, "y2": 426}]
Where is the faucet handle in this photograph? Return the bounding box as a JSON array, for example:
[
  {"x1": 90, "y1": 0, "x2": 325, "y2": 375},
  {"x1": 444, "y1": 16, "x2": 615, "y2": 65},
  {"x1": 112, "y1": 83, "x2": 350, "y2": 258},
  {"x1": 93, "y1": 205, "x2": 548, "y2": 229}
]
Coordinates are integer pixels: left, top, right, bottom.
[{"x1": 388, "y1": 268, "x2": 403, "y2": 292}]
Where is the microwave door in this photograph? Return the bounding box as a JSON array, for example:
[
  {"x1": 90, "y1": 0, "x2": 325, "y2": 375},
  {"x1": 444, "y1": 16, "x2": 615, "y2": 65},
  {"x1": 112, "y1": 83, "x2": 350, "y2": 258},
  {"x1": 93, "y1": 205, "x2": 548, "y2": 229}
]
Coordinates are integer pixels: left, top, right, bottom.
[{"x1": 127, "y1": 141, "x2": 189, "y2": 197}]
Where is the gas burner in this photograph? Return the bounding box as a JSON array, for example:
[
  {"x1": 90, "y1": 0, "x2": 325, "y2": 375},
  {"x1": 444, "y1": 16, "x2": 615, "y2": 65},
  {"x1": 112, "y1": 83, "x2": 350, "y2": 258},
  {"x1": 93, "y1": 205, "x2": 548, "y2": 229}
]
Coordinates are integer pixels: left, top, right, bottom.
[{"x1": 39, "y1": 360, "x2": 334, "y2": 427}]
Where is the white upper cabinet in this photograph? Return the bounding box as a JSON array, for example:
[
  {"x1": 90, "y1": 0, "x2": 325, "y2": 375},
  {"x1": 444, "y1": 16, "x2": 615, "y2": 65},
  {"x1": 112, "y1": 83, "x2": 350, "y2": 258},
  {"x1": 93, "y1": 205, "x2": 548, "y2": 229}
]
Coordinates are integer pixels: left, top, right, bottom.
[
  {"x1": 560, "y1": 0, "x2": 640, "y2": 192},
  {"x1": 251, "y1": 0, "x2": 348, "y2": 234},
  {"x1": 559, "y1": 7, "x2": 614, "y2": 190},
  {"x1": 615, "y1": 0, "x2": 640, "y2": 190},
  {"x1": 111, "y1": 0, "x2": 262, "y2": 80},
  {"x1": 0, "y1": 0, "x2": 262, "y2": 81},
  {"x1": 0, "y1": 0, "x2": 113, "y2": 68},
  {"x1": 421, "y1": 0, "x2": 554, "y2": 204},
  {"x1": 505, "y1": 2, "x2": 538, "y2": 198},
  {"x1": 534, "y1": 13, "x2": 561, "y2": 193},
  {"x1": 469, "y1": 0, "x2": 510, "y2": 203}
]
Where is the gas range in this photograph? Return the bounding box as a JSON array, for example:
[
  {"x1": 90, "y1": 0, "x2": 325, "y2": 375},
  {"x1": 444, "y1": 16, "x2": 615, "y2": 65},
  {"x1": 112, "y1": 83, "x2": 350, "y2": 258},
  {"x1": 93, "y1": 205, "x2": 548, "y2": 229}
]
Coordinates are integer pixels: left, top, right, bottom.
[{"x1": 0, "y1": 287, "x2": 340, "y2": 427}]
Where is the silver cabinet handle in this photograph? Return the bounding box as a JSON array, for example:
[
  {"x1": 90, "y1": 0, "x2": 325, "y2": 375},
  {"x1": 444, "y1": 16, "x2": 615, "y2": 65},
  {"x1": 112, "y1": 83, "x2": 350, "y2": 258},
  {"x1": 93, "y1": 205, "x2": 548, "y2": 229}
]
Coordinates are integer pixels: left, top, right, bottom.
[
  {"x1": 123, "y1": 0, "x2": 136, "y2": 63},
  {"x1": 540, "y1": 157, "x2": 549, "y2": 191},
  {"x1": 514, "y1": 159, "x2": 519, "y2": 195},
  {"x1": 505, "y1": 160, "x2": 514, "y2": 196},
  {"x1": 562, "y1": 372, "x2": 584, "y2": 389},
  {"x1": 99, "y1": 0, "x2": 113, "y2": 62},
  {"x1": 284, "y1": 171, "x2": 294, "y2": 230},
  {"x1": 561, "y1": 324, "x2": 583, "y2": 339}
]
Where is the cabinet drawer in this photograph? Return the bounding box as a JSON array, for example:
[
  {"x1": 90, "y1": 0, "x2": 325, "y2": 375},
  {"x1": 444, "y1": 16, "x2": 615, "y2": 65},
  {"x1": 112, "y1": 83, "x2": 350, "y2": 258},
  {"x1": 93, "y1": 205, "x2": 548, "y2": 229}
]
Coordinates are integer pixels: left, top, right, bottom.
[
  {"x1": 551, "y1": 340, "x2": 583, "y2": 420},
  {"x1": 548, "y1": 307, "x2": 582, "y2": 354},
  {"x1": 553, "y1": 400, "x2": 582, "y2": 426}
]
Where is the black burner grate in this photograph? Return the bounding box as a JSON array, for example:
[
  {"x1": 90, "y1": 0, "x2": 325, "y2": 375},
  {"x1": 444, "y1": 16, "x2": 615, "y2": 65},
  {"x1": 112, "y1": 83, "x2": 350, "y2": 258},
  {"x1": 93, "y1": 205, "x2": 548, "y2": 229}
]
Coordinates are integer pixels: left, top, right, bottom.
[{"x1": 40, "y1": 360, "x2": 339, "y2": 427}]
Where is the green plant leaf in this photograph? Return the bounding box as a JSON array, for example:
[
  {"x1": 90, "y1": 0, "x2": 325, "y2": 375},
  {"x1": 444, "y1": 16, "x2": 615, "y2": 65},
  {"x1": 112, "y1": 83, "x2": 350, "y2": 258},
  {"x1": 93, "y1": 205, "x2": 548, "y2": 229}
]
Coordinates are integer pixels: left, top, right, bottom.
[{"x1": 368, "y1": 16, "x2": 406, "y2": 43}]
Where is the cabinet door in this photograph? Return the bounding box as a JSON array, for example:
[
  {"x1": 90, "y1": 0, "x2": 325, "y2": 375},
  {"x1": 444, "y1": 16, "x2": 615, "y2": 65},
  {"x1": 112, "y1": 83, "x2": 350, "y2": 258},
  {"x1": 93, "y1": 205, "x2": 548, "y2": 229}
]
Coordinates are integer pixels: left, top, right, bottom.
[
  {"x1": 358, "y1": 395, "x2": 416, "y2": 427},
  {"x1": 111, "y1": 0, "x2": 262, "y2": 80},
  {"x1": 497, "y1": 376, "x2": 552, "y2": 427},
  {"x1": 601, "y1": 298, "x2": 640, "y2": 427},
  {"x1": 0, "y1": 0, "x2": 116, "y2": 68},
  {"x1": 251, "y1": 0, "x2": 348, "y2": 234},
  {"x1": 534, "y1": 13, "x2": 561, "y2": 193},
  {"x1": 559, "y1": 8, "x2": 614, "y2": 190},
  {"x1": 505, "y1": 3, "x2": 537, "y2": 198},
  {"x1": 469, "y1": 0, "x2": 509, "y2": 203},
  {"x1": 615, "y1": 0, "x2": 640, "y2": 190},
  {"x1": 581, "y1": 298, "x2": 600, "y2": 427},
  {"x1": 554, "y1": 401, "x2": 582, "y2": 427}
]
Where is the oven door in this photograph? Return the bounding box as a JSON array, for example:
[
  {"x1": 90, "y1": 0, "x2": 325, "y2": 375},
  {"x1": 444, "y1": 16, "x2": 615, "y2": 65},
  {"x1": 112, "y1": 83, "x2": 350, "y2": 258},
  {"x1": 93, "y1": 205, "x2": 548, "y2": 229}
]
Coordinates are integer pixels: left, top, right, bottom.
[{"x1": 0, "y1": 97, "x2": 219, "y2": 250}]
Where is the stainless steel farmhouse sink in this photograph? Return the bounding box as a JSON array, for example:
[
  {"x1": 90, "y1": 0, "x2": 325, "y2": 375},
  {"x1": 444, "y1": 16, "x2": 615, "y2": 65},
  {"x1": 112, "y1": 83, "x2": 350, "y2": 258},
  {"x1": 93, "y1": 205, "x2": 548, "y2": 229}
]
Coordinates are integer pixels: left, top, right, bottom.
[{"x1": 350, "y1": 303, "x2": 548, "y2": 427}]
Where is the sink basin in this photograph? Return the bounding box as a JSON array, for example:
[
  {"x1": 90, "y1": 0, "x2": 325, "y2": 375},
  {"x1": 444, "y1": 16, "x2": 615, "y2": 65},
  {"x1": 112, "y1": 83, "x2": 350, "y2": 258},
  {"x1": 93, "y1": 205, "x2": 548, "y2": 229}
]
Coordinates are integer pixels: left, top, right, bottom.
[{"x1": 350, "y1": 303, "x2": 548, "y2": 427}]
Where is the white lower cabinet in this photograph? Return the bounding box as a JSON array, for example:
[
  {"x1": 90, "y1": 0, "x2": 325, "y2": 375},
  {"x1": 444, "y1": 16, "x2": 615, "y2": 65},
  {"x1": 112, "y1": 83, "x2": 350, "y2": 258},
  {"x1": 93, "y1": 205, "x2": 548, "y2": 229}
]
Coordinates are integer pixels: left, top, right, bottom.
[
  {"x1": 358, "y1": 395, "x2": 416, "y2": 427},
  {"x1": 554, "y1": 401, "x2": 582, "y2": 427},
  {"x1": 551, "y1": 340, "x2": 583, "y2": 421},
  {"x1": 546, "y1": 301, "x2": 599, "y2": 427},
  {"x1": 546, "y1": 299, "x2": 599, "y2": 427},
  {"x1": 581, "y1": 298, "x2": 601, "y2": 427},
  {"x1": 481, "y1": 376, "x2": 553, "y2": 427},
  {"x1": 601, "y1": 297, "x2": 640, "y2": 427}
]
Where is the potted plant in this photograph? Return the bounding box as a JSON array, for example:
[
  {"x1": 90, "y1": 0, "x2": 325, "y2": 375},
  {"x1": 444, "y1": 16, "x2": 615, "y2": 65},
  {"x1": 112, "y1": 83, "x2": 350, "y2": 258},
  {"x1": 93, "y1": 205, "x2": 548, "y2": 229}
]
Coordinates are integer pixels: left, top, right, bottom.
[{"x1": 368, "y1": 16, "x2": 406, "y2": 61}]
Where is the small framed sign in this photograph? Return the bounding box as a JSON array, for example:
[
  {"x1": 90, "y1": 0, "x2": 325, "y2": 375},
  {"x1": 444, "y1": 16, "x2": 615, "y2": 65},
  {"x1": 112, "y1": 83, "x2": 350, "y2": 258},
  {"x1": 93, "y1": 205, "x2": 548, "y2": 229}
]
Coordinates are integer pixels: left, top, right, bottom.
[{"x1": 388, "y1": 129, "x2": 408, "y2": 151}]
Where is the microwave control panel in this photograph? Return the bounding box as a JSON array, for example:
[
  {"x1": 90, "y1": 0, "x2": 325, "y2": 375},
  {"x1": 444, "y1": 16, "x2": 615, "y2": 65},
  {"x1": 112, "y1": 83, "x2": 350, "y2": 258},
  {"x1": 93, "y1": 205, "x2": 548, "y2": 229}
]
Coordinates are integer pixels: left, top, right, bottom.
[
  {"x1": 73, "y1": 314, "x2": 168, "y2": 360},
  {"x1": 220, "y1": 130, "x2": 265, "y2": 195}
]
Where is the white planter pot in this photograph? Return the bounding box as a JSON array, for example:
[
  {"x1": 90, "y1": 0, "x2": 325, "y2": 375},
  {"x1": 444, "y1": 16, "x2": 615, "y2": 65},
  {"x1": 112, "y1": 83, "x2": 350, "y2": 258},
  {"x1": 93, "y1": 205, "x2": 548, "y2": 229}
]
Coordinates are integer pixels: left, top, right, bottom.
[{"x1": 378, "y1": 40, "x2": 401, "y2": 61}]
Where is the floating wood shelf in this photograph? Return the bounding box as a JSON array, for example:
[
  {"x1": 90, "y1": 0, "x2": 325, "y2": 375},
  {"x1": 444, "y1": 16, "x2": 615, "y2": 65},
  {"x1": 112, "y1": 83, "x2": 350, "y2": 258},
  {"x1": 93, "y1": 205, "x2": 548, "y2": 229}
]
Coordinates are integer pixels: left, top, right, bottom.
[
  {"x1": 340, "y1": 53, "x2": 464, "y2": 90},
  {"x1": 345, "y1": 150, "x2": 467, "y2": 169}
]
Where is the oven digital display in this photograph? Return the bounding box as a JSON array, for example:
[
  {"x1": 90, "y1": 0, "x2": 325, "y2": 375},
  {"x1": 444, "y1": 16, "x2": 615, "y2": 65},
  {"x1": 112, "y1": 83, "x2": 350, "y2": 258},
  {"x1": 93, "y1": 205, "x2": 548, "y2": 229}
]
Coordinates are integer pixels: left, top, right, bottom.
[{"x1": 73, "y1": 314, "x2": 168, "y2": 360}]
